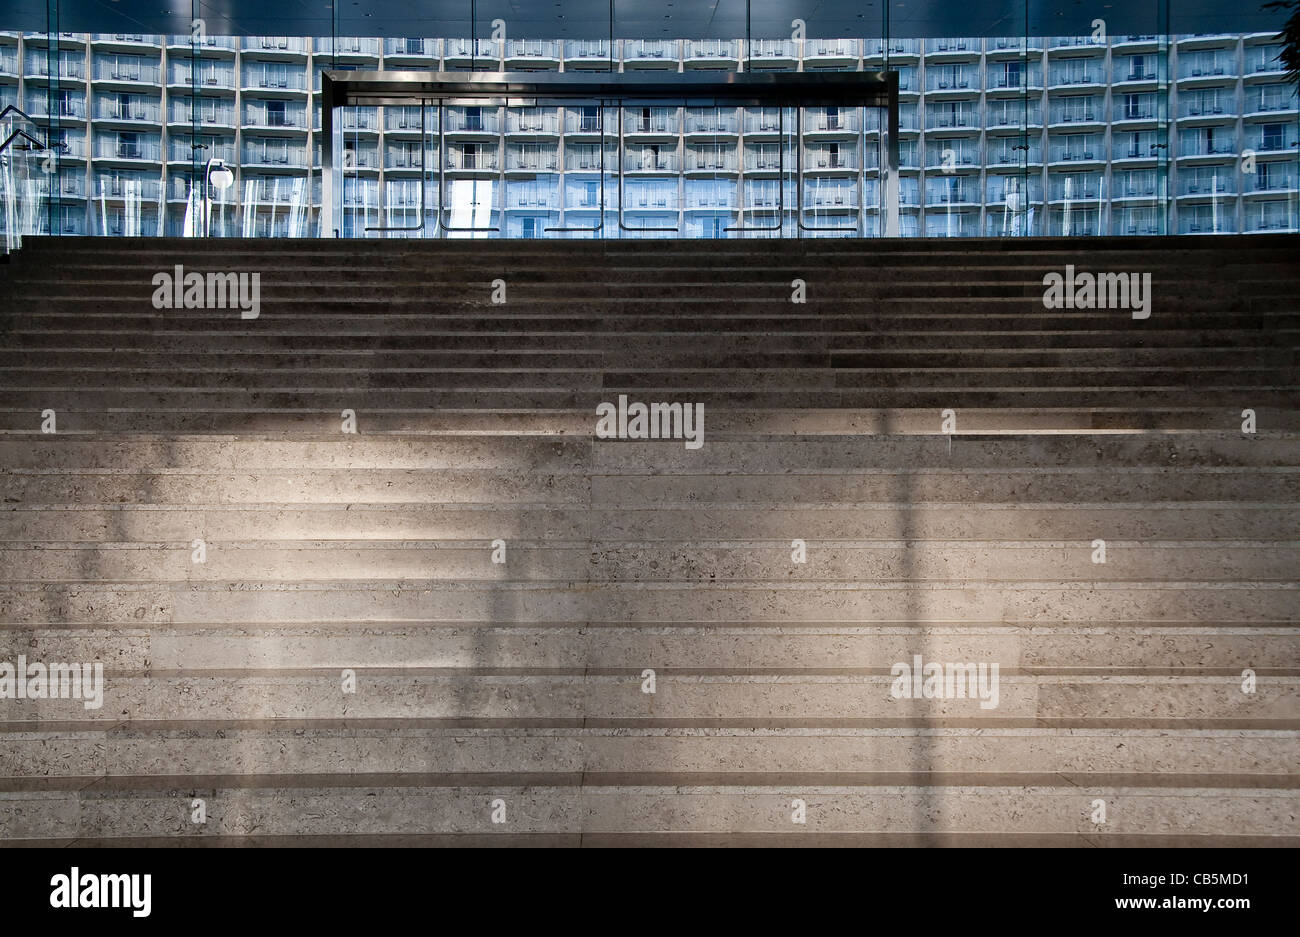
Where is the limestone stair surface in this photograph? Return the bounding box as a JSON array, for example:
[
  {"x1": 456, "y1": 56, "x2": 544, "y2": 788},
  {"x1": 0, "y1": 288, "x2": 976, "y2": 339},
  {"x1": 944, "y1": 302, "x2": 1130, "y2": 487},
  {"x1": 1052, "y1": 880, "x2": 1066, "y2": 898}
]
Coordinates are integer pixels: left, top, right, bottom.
[{"x1": 0, "y1": 235, "x2": 1296, "y2": 846}]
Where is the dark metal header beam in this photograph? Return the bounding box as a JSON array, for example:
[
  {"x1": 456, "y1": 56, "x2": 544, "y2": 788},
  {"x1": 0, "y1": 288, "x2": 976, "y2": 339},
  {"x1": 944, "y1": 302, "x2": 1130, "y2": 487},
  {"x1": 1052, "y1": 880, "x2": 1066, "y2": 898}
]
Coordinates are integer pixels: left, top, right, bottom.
[{"x1": 323, "y1": 70, "x2": 897, "y2": 109}]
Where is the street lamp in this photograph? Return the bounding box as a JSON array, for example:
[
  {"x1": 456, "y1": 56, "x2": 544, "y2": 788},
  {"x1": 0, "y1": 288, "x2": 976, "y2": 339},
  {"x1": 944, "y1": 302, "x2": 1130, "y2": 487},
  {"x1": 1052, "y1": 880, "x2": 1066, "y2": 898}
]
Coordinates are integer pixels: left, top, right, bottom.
[{"x1": 203, "y1": 157, "x2": 234, "y2": 237}]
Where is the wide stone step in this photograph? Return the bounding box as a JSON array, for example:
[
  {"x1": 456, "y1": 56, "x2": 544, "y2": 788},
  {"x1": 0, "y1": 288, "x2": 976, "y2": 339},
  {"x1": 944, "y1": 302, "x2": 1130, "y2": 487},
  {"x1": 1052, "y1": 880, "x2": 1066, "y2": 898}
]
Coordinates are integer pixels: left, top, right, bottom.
[
  {"x1": 0, "y1": 670, "x2": 1293, "y2": 721},
  {"x1": 1, "y1": 580, "x2": 1294, "y2": 625},
  {"x1": 3, "y1": 782, "x2": 1293, "y2": 842},
  {"x1": 2, "y1": 624, "x2": 1293, "y2": 672},
  {"x1": 1, "y1": 541, "x2": 1296, "y2": 583}
]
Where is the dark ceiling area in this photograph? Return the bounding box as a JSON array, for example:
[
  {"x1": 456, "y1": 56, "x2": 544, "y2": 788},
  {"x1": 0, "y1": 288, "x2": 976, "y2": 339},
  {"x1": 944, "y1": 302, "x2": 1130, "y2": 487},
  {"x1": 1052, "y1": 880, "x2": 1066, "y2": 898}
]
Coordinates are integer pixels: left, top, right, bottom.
[{"x1": 2, "y1": 0, "x2": 1285, "y2": 40}]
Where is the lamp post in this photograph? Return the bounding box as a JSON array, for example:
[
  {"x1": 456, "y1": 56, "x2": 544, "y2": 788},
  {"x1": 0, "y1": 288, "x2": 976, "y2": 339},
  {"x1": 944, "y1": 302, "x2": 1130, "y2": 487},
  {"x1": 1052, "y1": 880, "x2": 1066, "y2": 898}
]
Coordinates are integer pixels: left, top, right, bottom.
[{"x1": 203, "y1": 156, "x2": 234, "y2": 237}]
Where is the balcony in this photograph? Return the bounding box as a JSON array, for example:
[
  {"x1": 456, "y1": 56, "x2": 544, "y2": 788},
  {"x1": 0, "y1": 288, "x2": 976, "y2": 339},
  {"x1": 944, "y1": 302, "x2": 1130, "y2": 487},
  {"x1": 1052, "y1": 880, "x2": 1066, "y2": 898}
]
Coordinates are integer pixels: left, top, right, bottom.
[
  {"x1": 167, "y1": 139, "x2": 235, "y2": 163},
  {"x1": 1048, "y1": 138, "x2": 1103, "y2": 164},
  {"x1": 924, "y1": 212, "x2": 980, "y2": 237},
  {"x1": 926, "y1": 105, "x2": 980, "y2": 131},
  {"x1": 804, "y1": 109, "x2": 861, "y2": 134},
  {"x1": 168, "y1": 101, "x2": 237, "y2": 128},
  {"x1": 747, "y1": 40, "x2": 795, "y2": 65},
  {"x1": 985, "y1": 177, "x2": 1043, "y2": 205},
  {"x1": 925, "y1": 67, "x2": 978, "y2": 93},
  {"x1": 1112, "y1": 137, "x2": 1163, "y2": 162},
  {"x1": 925, "y1": 38, "x2": 979, "y2": 57},
  {"x1": 925, "y1": 180, "x2": 980, "y2": 205},
  {"x1": 1243, "y1": 167, "x2": 1300, "y2": 195},
  {"x1": 804, "y1": 183, "x2": 860, "y2": 209},
  {"x1": 563, "y1": 40, "x2": 612, "y2": 67},
  {"x1": 313, "y1": 37, "x2": 380, "y2": 60},
  {"x1": 168, "y1": 63, "x2": 237, "y2": 91},
  {"x1": 683, "y1": 184, "x2": 738, "y2": 211},
  {"x1": 242, "y1": 105, "x2": 308, "y2": 131},
  {"x1": 445, "y1": 148, "x2": 501, "y2": 172},
  {"x1": 445, "y1": 109, "x2": 502, "y2": 134},
  {"x1": 1246, "y1": 126, "x2": 1299, "y2": 153},
  {"x1": 683, "y1": 109, "x2": 740, "y2": 135},
  {"x1": 443, "y1": 39, "x2": 501, "y2": 65},
  {"x1": 384, "y1": 106, "x2": 437, "y2": 134},
  {"x1": 985, "y1": 37, "x2": 1044, "y2": 55},
  {"x1": 564, "y1": 146, "x2": 615, "y2": 172},
  {"x1": 1245, "y1": 202, "x2": 1297, "y2": 232},
  {"x1": 93, "y1": 175, "x2": 162, "y2": 200},
  {"x1": 803, "y1": 145, "x2": 859, "y2": 172},
  {"x1": 384, "y1": 38, "x2": 438, "y2": 62},
  {"x1": 623, "y1": 40, "x2": 679, "y2": 67},
  {"x1": 1245, "y1": 88, "x2": 1299, "y2": 117},
  {"x1": 92, "y1": 59, "x2": 162, "y2": 86},
  {"x1": 241, "y1": 67, "x2": 308, "y2": 92},
  {"x1": 686, "y1": 40, "x2": 739, "y2": 67},
  {"x1": 505, "y1": 146, "x2": 559, "y2": 172},
  {"x1": 1246, "y1": 47, "x2": 1287, "y2": 76},
  {"x1": 1179, "y1": 95, "x2": 1231, "y2": 120},
  {"x1": 23, "y1": 54, "x2": 85, "y2": 81},
  {"x1": 92, "y1": 137, "x2": 162, "y2": 162},
  {"x1": 506, "y1": 109, "x2": 560, "y2": 136},
  {"x1": 1048, "y1": 175, "x2": 1102, "y2": 201},
  {"x1": 243, "y1": 143, "x2": 310, "y2": 169},
  {"x1": 384, "y1": 144, "x2": 433, "y2": 171},
  {"x1": 685, "y1": 146, "x2": 739, "y2": 173},
  {"x1": 23, "y1": 95, "x2": 86, "y2": 120},
  {"x1": 241, "y1": 37, "x2": 308, "y2": 56},
  {"x1": 90, "y1": 34, "x2": 160, "y2": 49},
  {"x1": 803, "y1": 39, "x2": 860, "y2": 65},
  {"x1": 1112, "y1": 173, "x2": 1159, "y2": 199},
  {"x1": 623, "y1": 148, "x2": 679, "y2": 173},
  {"x1": 1178, "y1": 172, "x2": 1236, "y2": 197},
  {"x1": 1048, "y1": 64, "x2": 1102, "y2": 87},
  {"x1": 622, "y1": 108, "x2": 680, "y2": 136},
  {"x1": 742, "y1": 109, "x2": 784, "y2": 135},
  {"x1": 93, "y1": 98, "x2": 161, "y2": 123},
  {"x1": 1177, "y1": 132, "x2": 1238, "y2": 158},
  {"x1": 1050, "y1": 36, "x2": 1106, "y2": 49},
  {"x1": 165, "y1": 35, "x2": 237, "y2": 54},
  {"x1": 1177, "y1": 56, "x2": 1237, "y2": 82},
  {"x1": 1049, "y1": 99, "x2": 1103, "y2": 127},
  {"x1": 507, "y1": 40, "x2": 561, "y2": 67},
  {"x1": 987, "y1": 141, "x2": 1042, "y2": 167},
  {"x1": 1113, "y1": 100, "x2": 1158, "y2": 123}
]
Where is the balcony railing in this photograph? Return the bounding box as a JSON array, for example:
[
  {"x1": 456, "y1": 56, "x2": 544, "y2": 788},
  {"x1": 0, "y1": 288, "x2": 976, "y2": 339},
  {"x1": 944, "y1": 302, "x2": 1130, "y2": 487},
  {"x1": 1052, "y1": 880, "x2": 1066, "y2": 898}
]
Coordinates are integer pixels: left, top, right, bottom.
[
  {"x1": 445, "y1": 110, "x2": 502, "y2": 133},
  {"x1": 685, "y1": 148, "x2": 739, "y2": 172},
  {"x1": 94, "y1": 99, "x2": 161, "y2": 122},
  {"x1": 505, "y1": 147, "x2": 559, "y2": 171},
  {"x1": 384, "y1": 39, "x2": 436, "y2": 57},
  {"x1": 242, "y1": 68, "x2": 307, "y2": 91},
  {"x1": 242, "y1": 37, "x2": 308, "y2": 54},
  {"x1": 445, "y1": 149, "x2": 501, "y2": 171},
  {"x1": 93, "y1": 138, "x2": 162, "y2": 160},
  {"x1": 564, "y1": 40, "x2": 611, "y2": 61},
  {"x1": 243, "y1": 106, "x2": 308, "y2": 129},
  {"x1": 93, "y1": 60, "x2": 161, "y2": 83},
  {"x1": 508, "y1": 40, "x2": 561, "y2": 60},
  {"x1": 623, "y1": 40, "x2": 677, "y2": 61},
  {"x1": 507, "y1": 110, "x2": 560, "y2": 134}
]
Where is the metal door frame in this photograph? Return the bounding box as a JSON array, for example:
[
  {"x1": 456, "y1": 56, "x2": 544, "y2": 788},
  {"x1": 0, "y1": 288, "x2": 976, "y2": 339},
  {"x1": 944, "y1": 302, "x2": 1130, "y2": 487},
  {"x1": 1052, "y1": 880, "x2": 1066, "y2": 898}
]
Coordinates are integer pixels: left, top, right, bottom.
[{"x1": 321, "y1": 70, "x2": 899, "y2": 238}]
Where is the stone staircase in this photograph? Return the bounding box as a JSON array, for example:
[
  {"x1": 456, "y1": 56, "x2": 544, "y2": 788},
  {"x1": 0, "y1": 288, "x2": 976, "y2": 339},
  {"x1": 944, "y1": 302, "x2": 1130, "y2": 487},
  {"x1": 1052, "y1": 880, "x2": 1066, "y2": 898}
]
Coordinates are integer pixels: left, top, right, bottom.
[{"x1": 0, "y1": 234, "x2": 1296, "y2": 846}]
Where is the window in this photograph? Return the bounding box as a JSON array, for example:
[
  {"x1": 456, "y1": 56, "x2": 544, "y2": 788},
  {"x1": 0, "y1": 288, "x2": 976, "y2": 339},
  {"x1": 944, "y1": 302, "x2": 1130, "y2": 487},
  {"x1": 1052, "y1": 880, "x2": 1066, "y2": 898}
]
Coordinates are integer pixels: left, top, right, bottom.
[
  {"x1": 1262, "y1": 123, "x2": 1284, "y2": 150},
  {"x1": 266, "y1": 100, "x2": 286, "y2": 127}
]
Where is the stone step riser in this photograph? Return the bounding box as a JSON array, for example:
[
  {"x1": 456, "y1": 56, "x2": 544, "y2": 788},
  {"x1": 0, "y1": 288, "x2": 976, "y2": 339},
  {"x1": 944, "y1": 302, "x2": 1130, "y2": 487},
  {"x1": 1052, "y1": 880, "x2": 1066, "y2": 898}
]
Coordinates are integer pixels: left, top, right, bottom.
[
  {"x1": 3, "y1": 629, "x2": 1293, "y2": 673},
  {"x1": 2, "y1": 733, "x2": 1295, "y2": 779},
  {"x1": 2, "y1": 544, "x2": 1296, "y2": 583},
  {"x1": 3, "y1": 787, "x2": 1291, "y2": 840},
  {"x1": 1, "y1": 582, "x2": 1294, "y2": 625}
]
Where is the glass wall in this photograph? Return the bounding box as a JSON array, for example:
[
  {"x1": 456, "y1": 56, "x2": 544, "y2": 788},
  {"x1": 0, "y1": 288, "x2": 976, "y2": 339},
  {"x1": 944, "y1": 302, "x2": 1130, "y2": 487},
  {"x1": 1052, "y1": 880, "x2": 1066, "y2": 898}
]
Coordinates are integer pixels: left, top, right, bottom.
[{"x1": 0, "y1": 1, "x2": 1295, "y2": 243}]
